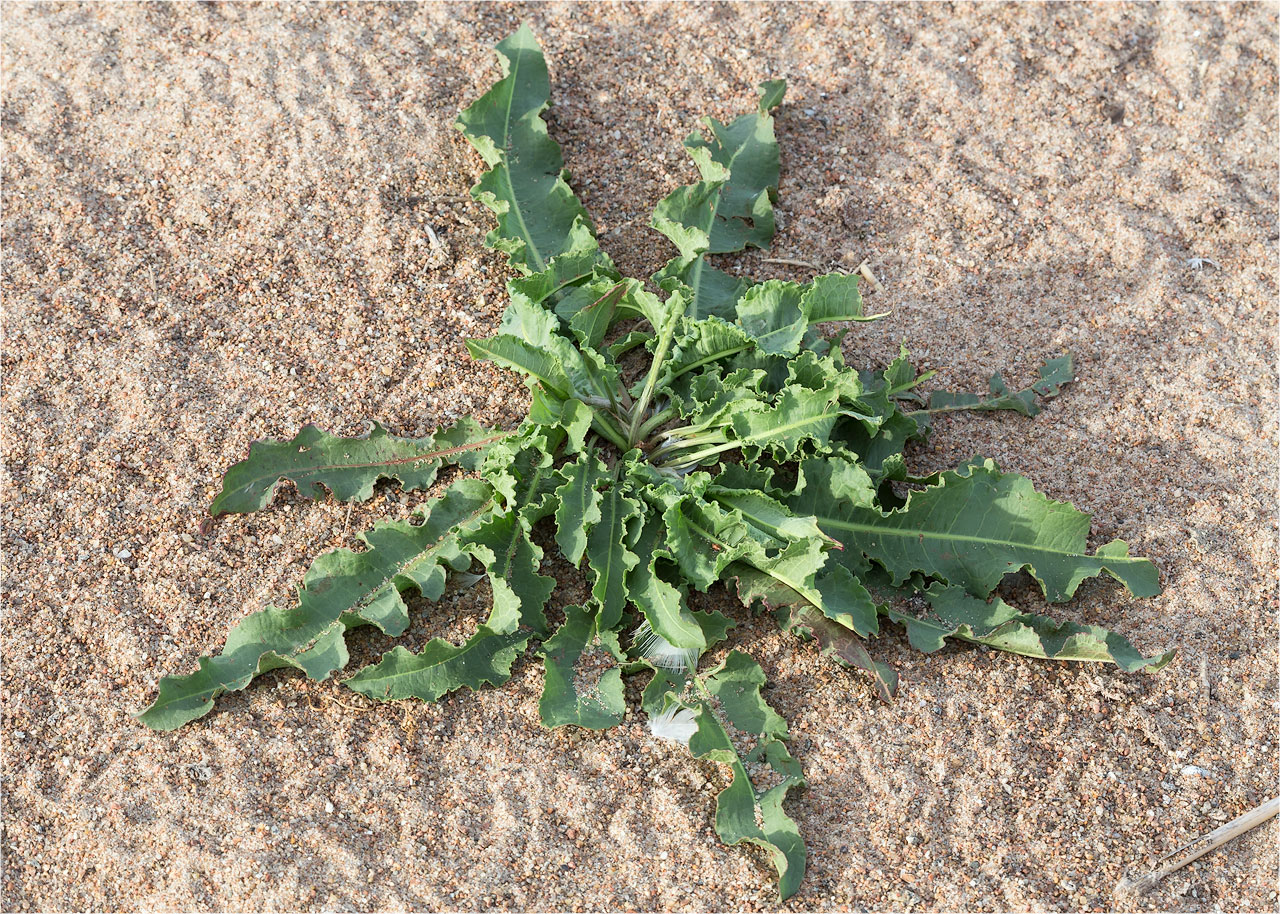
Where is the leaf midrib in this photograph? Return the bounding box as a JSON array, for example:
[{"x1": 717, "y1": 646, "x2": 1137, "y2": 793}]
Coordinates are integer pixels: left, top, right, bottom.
[
  {"x1": 813, "y1": 514, "x2": 1149, "y2": 565},
  {"x1": 498, "y1": 47, "x2": 546, "y2": 273}
]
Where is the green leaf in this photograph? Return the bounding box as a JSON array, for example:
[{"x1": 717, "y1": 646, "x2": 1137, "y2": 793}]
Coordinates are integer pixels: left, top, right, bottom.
[
  {"x1": 661, "y1": 497, "x2": 753, "y2": 591},
  {"x1": 567, "y1": 280, "x2": 628, "y2": 349},
  {"x1": 586, "y1": 484, "x2": 642, "y2": 630},
  {"x1": 137, "y1": 479, "x2": 496, "y2": 730},
  {"x1": 660, "y1": 316, "x2": 754, "y2": 384},
  {"x1": 735, "y1": 274, "x2": 881, "y2": 357},
  {"x1": 922, "y1": 354, "x2": 1075, "y2": 417},
  {"x1": 211, "y1": 418, "x2": 501, "y2": 516},
  {"x1": 629, "y1": 513, "x2": 706, "y2": 651},
  {"x1": 461, "y1": 510, "x2": 556, "y2": 636},
  {"x1": 466, "y1": 334, "x2": 573, "y2": 398},
  {"x1": 817, "y1": 458, "x2": 1161, "y2": 602},
  {"x1": 539, "y1": 604, "x2": 627, "y2": 729},
  {"x1": 884, "y1": 584, "x2": 1174, "y2": 672},
  {"x1": 455, "y1": 25, "x2": 608, "y2": 279},
  {"x1": 726, "y1": 384, "x2": 847, "y2": 460},
  {"x1": 687, "y1": 652, "x2": 807, "y2": 900},
  {"x1": 651, "y1": 81, "x2": 786, "y2": 319},
  {"x1": 481, "y1": 428, "x2": 562, "y2": 526},
  {"x1": 708, "y1": 485, "x2": 830, "y2": 546},
  {"x1": 345, "y1": 627, "x2": 530, "y2": 702},
  {"x1": 553, "y1": 452, "x2": 608, "y2": 565},
  {"x1": 725, "y1": 563, "x2": 896, "y2": 701}
]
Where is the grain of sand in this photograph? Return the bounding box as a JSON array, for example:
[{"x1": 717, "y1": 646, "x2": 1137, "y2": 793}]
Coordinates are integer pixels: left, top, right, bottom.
[{"x1": 3, "y1": 2, "x2": 1277, "y2": 911}]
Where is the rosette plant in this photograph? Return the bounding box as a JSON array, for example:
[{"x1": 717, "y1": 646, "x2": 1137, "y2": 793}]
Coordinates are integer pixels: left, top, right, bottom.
[{"x1": 139, "y1": 27, "x2": 1171, "y2": 899}]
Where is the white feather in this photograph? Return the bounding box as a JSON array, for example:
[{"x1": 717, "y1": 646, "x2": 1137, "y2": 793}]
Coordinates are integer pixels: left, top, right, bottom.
[
  {"x1": 632, "y1": 619, "x2": 699, "y2": 672},
  {"x1": 648, "y1": 704, "x2": 698, "y2": 746}
]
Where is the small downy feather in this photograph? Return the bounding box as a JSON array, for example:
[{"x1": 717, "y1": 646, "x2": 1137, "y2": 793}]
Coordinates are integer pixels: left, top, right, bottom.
[
  {"x1": 648, "y1": 703, "x2": 698, "y2": 745},
  {"x1": 633, "y1": 618, "x2": 700, "y2": 672}
]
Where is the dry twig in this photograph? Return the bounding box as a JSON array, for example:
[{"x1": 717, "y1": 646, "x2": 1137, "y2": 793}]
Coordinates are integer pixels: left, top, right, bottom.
[{"x1": 1116, "y1": 796, "x2": 1278, "y2": 897}]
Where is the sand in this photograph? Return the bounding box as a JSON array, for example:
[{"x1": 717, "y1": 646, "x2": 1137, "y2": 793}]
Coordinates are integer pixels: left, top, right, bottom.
[{"x1": 2, "y1": 2, "x2": 1276, "y2": 911}]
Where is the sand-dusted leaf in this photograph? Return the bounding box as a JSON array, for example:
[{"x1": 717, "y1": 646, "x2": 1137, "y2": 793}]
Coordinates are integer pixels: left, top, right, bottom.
[
  {"x1": 922, "y1": 354, "x2": 1075, "y2": 417},
  {"x1": 136, "y1": 478, "x2": 496, "y2": 730},
  {"x1": 586, "y1": 484, "x2": 642, "y2": 630},
  {"x1": 687, "y1": 652, "x2": 807, "y2": 900},
  {"x1": 211, "y1": 418, "x2": 501, "y2": 516},
  {"x1": 461, "y1": 510, "x2": 556, "y2": 636},
  {"x1": 815, "y1": 458, "x2": 1161, "y2": 602},
  {"x1": 651, "y1": 81, "x2": 786, "y2": 319},
  {"x1": 884, "y1": 584, "x2": 1175, "y2": 671},
  {"x1": 455, "y1": 25, "x2": 608, "y2": 280},
  {"x1": 345, "y1": 628, "x2": 530, "y2": 702},
  {"x1": 554, "y1": 451, "x2": 608, "y2": 565},
  {"x1": 539, "y1": 604, "x2": 627, "y2": 728}
]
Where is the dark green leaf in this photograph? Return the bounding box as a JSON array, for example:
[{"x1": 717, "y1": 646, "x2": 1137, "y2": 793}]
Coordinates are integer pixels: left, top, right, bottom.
[
  {"x1": 815, "y1": 458, "x2": 1161, "y2": 602},
  {"x1": 345, "y1": 628, "x2": 530, "y2": 702},
  {"x1": 211, "y1": 418, "x2": 501, "y2": 516},
  {"x1": 884, "y1": 584, "x2": 1175, "y2": 671},
  {"x1": 136, "y1": 479, "x2": 495, "y2": 729}
]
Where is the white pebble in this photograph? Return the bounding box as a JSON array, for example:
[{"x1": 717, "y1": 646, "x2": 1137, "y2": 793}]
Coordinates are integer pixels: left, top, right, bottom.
[
  {"x1": 1180, "y1": 764, "x2": 1213, "y2": 778},
  {"x1": 324, "y1": 800, "x2": 335, "y2": 814}
]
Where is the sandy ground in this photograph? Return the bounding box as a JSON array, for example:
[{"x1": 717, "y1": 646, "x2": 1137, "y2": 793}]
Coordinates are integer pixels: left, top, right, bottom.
[{"x1": 3, "y1": 2, "x2": 1277, "y2": 911}]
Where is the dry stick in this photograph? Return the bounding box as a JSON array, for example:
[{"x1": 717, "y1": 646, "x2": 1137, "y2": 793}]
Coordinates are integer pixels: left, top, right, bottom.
[
  {"x1": 1116, "y1": 796, "x2": 1278, "y2": 896},
  {"x1": 761, "y1": 257, "x2": 818, "y2": 269},
  {"x1": 318, "y1": 691, "x2": 370, "y2": 714},
  {"x1": 423, "y1": 219, "x2": 443, "y2": 250},
  {"x1": 856, "y1": 259, "x2": 886, "y2": 293}
]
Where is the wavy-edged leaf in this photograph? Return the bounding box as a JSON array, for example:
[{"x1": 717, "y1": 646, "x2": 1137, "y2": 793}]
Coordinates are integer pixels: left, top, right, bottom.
[
  {"x1": 345, "y1": 627, "x2": 530, "y2": 702},
  {"x1": 661, "y1": 496, "x2": 754, "y2": 591},
  {"x1": 726, "y1": 384, "x2": 848, "y2": 460},
  {"x1": 587, "y1": 484, "x2": 642, "y2": 630},
  {"x1": 726, "y1": 562, "x2": 895, "y2": 700},
  {"x1": 567, "y1": 280, "x2": 628, "y2": 349},
  {"x1": 884, "y1": 584, "x2": 1174, "y2": 671},
  {"x1": 660, "y1": 316, "x2": 754, "y2": 384},
  {"x1": 651, "y1": 81, "x2": 786, "y2": 319},
  {"x1": 629, "y1": 512, "x2": 706, "y2": 651},
  {"x1": 455, "y1": 25, "x2": 608, "y2": 280},
  {"x1": 137, "y1": 478, "x2": 496, "y2": 730},
  {"x1": 466, "y1": 334, "x2": 573, "y2": 397},
  {"x1": 211, "y1": 418, "x2": 502, "y2": 516},
  {"x1": 817, "y1": 458, "x2": 1161, "y2": 602},
  {"x1": 481, "y1": 428, "x2": 562, "y2": 526},
  {"x1": 735, "y1": 274, "x2": 880, "y2": 357},
  {"x1": 553, "y1": 452, "x2": 608, "y2": 565},
  {"x1": 708, "y1": 485, "x2": 831, "y2": 546},
  {"x1": 922, "y1": 354, "x2": 1075, "y2": 417},
  {"x1": 461, "y1": 510, "x2": 556, "y2": 636},
  {"x1": 539, "y1": 604, "x2": 627, "y2": 728},
  {"x1": 688, "y1": 651, "x2": 807, "y2": 900}
]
